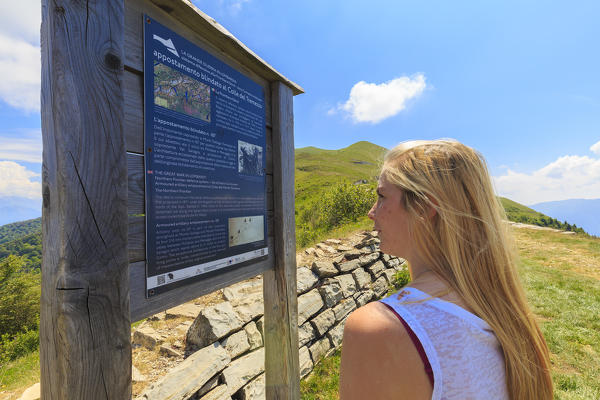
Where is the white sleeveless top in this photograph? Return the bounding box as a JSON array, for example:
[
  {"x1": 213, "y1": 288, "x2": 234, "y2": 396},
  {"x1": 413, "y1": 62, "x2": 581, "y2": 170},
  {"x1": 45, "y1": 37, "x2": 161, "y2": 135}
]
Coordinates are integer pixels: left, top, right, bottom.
[{"x1": 379, "y1": 287, "x2": 508, "y2": 400}]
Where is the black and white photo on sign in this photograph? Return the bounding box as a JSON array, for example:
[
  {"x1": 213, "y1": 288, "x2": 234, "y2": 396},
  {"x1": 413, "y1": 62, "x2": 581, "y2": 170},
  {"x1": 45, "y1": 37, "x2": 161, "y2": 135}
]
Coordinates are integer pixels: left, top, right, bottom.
[{"x1": 238, "y1": 140, "x2": 264, "y2": 176}]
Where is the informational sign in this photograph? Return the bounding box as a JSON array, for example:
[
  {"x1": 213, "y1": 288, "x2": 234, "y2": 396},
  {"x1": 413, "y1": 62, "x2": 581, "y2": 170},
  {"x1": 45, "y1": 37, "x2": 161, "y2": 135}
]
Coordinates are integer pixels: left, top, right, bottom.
[{"x1": 143, "y1": 16, "x2": 268, "y2": 297}]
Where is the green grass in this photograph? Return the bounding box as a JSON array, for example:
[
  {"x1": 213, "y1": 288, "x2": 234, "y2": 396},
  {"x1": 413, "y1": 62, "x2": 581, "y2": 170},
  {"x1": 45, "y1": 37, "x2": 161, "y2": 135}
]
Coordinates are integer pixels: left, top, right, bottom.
[
  {"x1": 520, "y1": 262, "x2": 600, "y2": 399},
  {"x1": 0, "y1": 351, "x2": 40, "y2": 397},
  {"x1": 301, "y1": 349, "x2": 342, "y2": 400},
  {"x1": 301, "y1": 228, "x2": 600, "y2": 399},
  {"x1": 514, "y1": 229, "x2": 600, "y2": 399}
]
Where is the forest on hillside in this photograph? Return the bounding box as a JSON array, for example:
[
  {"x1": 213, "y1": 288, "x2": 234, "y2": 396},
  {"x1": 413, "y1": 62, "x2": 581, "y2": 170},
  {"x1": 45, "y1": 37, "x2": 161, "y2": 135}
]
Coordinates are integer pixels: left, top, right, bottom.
[{"x1": 0, "y1": 218, "x2": 41, "y2": 245}]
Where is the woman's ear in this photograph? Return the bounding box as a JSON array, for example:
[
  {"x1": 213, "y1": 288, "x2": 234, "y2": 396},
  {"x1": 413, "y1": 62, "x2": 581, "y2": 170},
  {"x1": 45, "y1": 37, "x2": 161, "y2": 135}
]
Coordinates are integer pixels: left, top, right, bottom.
[{"x1": 426, "y1": 195, "x2": 439, "y2": 219}]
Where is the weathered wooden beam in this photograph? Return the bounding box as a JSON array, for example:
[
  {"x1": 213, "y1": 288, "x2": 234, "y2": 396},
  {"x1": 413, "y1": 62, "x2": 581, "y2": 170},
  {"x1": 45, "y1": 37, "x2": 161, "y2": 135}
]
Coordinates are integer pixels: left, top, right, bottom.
[
  {"x1": 263, "y1": 81, "x2": 300, "y2": 399},
  {"x1": 40, "y1": 0, "x2": 131, "y2": 398}
]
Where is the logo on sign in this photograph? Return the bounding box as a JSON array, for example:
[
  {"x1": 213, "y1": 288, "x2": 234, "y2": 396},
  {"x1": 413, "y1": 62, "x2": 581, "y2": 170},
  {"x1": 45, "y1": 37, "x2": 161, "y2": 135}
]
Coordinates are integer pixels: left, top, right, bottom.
[{"x1": 153, "y1": 34, "x2": 179, "y2": 57}]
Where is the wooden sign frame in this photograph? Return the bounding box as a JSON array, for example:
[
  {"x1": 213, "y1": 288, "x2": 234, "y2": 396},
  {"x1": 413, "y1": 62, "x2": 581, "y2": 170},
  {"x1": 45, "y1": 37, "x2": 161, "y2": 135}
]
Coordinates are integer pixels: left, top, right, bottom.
[{"x1": 41, "y1": 0, "x2": 303, "y2": 398}]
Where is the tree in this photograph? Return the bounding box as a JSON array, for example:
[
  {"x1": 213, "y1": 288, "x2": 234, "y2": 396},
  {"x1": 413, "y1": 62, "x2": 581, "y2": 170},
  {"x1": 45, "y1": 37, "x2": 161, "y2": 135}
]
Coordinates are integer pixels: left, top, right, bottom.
[{"x1": 0, "y1": 255, "x2": 41, "y2": 338}]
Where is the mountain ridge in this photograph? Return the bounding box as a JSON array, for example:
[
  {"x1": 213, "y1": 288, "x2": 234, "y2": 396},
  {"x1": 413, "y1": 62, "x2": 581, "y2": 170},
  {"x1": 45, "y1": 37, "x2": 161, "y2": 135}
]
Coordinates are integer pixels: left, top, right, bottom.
[{"x1": 530, "y1": 198, "x2": 600, "y2": 237}]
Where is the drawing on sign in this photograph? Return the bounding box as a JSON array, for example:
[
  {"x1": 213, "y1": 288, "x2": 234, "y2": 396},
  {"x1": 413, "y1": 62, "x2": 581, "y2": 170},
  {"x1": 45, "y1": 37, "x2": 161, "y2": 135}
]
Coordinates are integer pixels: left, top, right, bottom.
[
  {"x1": 229, "y1": 215, "x2": 265, "y2": 247},
  {"x1": 153, "y1": 34, "x2": 179, "y2": 56},
  {"x1": 154, "y1": 62, "x2": 211, "y2": 121},
  {"x1": 238, "y1": 140, "x2": 263, "y2": 176}
]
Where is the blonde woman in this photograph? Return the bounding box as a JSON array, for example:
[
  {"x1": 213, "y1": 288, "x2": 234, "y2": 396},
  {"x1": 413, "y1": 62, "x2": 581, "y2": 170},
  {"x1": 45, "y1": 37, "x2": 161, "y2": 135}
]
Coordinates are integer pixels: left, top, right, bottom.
[{"x1": 339, "y1": 140, "x2": 552, "y2": 400}]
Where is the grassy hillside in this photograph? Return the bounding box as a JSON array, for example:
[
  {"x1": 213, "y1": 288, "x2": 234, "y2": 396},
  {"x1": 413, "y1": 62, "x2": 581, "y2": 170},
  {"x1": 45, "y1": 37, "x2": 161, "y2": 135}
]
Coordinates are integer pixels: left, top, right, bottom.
[
  {"x1": 295, "y1": 141, "x2": 386, "y2": 205},
  {"x1": 294, "y1": 141, "x2": 387, "y2": 247},
  {"x1": 301, "y1": 227, "x2": 600, "y2": 399}
]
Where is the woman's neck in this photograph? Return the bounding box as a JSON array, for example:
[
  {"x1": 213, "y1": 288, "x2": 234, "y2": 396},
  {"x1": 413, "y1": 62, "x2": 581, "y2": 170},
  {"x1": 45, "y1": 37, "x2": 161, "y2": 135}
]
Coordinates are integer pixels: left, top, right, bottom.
[
  {"x1": 406, "y1": 264, "x2": 475, "y2": 314},
  {"x1": 407, "y1": 257, "x2": 433, "y2": 283}
]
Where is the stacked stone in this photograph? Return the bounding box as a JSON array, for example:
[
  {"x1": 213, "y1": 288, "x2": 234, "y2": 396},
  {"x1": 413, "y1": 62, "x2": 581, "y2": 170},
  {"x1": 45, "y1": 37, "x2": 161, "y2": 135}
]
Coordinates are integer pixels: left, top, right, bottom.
[
  {"x1": 136, "y1": 233, "x2": 406, "y2": 400},
  {"x1": 296, "y1": 234, "x2": 405, "y2": 380}
]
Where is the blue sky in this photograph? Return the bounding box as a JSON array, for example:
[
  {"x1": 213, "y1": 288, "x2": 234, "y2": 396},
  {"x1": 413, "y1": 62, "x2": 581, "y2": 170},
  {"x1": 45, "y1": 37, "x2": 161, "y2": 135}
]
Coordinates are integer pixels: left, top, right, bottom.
[{"x1": 1, "y1": 0, "x2": 599, "y2": 224}]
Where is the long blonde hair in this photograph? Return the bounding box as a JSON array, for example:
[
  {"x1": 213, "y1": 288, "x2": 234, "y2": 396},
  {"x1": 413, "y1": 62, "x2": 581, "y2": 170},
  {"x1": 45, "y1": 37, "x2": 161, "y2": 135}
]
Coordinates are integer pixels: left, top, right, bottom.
[{"x1": 382, "y1": 139, "x2": 552, "y2": 400}]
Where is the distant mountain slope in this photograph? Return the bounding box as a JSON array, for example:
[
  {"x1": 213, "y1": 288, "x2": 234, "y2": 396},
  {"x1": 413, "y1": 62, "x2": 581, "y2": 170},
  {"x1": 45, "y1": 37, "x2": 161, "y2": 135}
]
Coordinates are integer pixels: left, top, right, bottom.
[
  {"x1": 0, "y1": 197, "x2": 41, "y2": 227},
  {"x1": 0, "y1": 217, "x2": 42, "y2": 245},
  {"x1": 500, "y1": 197, "x2": 587, "y2": 234},
  {"x1": 530, "y1": 199, "x2": 600, "y2": 237}
]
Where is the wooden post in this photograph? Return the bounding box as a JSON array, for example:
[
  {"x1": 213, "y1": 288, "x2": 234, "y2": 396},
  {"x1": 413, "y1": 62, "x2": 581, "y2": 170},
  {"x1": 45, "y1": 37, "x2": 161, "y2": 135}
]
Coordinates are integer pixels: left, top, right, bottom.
[
  {"x1": 40, "y1": 0, "x2": 131, "y2": 398},
  {"x1": 263, "y1": 81, "x2": 300, "y2": 399}
]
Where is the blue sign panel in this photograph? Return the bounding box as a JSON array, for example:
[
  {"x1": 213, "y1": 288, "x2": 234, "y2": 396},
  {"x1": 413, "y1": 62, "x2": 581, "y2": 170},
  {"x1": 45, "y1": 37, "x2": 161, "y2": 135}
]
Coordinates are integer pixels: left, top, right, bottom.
[{"x1": 143, "y1": 16, "x2": 268, "y2": 297}]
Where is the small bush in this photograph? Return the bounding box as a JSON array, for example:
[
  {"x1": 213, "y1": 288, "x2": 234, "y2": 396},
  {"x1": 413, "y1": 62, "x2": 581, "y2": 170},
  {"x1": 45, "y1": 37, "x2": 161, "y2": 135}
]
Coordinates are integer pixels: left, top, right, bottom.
[
  {"x1": 388, "y1": 267, "x2": 411, "y2": 294},
  {"x1": 319, "y1": 183, "x2": 376, "y2": 229},
  {"x1": 296, "y1": 183, "x2": 376, "y2": 248},
  {"x1": 0, "y1": 329, "x2": 39, "y2": 363},
  {"x1": 297, "y1": 224, "x2": 321, "y2": 248}
]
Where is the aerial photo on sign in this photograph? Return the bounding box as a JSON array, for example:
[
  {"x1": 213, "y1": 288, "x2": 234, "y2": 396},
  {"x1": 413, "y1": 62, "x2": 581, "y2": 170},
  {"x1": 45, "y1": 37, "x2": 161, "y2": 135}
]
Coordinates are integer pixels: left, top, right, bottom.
[{"x1": 154, "y1": 62, "x2": 211, "y2": 122}]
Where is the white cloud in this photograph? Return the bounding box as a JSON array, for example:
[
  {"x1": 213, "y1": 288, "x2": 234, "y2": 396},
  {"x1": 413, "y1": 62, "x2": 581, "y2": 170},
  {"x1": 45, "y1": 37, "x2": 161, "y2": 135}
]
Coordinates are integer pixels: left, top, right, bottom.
[
  {"x1": 0, "y1": 130, "x2": 42, "y2": 163},
  {"x1": 331, "y1": 74, "x2": 427, "y2": 124},
  {"x1": 0, "y1": 0, "x2": 41, "y2": 112},
  {"x1": 493, "y1": 154, "x2": 600, "y2": 205},
  {"x1": 0, "y1": 34, "x2": 41, "y2": 112},
  {"x1": 0, "y1": 1, "x2": 41, "y2": 45},
  {"x1": 591, "y1": 140, "x2": 600, "y2": 155},
  {"x1": 0, "y1": 161, "x2": 41, "y2": 199}
]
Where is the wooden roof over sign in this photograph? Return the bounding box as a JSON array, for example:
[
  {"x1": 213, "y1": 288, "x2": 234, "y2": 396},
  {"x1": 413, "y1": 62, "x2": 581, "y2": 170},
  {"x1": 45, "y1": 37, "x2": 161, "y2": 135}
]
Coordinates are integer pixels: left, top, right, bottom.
[{"x1": 151, "y1": 0, "x2": 305, "y2": 95}]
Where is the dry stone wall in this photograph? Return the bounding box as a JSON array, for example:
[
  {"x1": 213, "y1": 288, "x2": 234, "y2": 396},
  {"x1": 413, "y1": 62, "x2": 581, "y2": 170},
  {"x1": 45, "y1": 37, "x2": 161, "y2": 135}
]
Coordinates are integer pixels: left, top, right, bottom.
[{"x1": 135, "y1": 231, "x2": 406, "y2": 400}]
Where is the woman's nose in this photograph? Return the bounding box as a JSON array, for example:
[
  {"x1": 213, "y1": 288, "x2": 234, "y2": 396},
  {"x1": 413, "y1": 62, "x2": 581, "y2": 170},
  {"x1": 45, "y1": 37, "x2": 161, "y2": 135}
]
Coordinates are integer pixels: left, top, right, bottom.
[{"x1": 368, "y1": 203, "x2": 376, "y2": 220}]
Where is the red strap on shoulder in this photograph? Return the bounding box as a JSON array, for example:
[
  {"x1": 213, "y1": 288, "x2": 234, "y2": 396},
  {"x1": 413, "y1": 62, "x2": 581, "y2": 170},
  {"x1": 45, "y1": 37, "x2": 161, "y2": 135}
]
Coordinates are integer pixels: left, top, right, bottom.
[{"x1": 381, "y1": 302, "x2": 434, "y2": 388}]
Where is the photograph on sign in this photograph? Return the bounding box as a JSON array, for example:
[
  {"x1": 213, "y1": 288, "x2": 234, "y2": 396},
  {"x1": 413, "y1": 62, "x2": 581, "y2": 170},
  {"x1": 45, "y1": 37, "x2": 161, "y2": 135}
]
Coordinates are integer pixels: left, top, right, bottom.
[
  {"x1": 153, "y1": 62, "x2": 211, "y2": 121},
  {"x1": 143, "y1": 16, "x2": 268, "y2": 297},
  {"x1": 229, "y1": 215, "x2": 265, "y2": 247},
  {"x1": 238, "y1": 141, "x2": 264, "y2": 176}
]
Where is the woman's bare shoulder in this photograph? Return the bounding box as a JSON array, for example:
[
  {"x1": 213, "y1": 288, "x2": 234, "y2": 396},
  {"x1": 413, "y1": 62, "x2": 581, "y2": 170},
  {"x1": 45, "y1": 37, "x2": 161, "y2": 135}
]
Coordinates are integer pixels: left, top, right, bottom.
[
  {"x1": 339, "y1": 302, "x2": 432, "y2": 400},
  {"x1": 345, "y1": 301, "x2": 398, "y2": 331}
]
